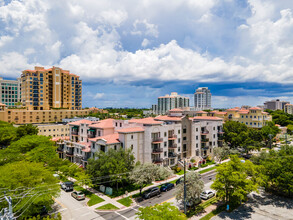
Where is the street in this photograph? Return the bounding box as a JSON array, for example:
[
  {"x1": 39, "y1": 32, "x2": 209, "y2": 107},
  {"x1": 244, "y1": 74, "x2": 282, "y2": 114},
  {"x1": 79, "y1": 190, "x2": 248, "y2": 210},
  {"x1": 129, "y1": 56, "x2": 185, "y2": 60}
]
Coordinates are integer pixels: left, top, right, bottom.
[{"x1": 55, "y1": 170, "x2": 216, "y2": 220}]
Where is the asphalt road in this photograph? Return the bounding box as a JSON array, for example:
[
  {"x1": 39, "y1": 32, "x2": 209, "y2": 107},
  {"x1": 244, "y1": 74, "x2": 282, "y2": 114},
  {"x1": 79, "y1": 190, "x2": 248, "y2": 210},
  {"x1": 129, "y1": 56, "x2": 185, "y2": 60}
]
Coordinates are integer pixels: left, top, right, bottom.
[
  {"x1": 96, "y1": 170, "x2": 217, "y2": 220},
  {"x1": 55, "y1": 190, "x2": 103, "y2": 220}
]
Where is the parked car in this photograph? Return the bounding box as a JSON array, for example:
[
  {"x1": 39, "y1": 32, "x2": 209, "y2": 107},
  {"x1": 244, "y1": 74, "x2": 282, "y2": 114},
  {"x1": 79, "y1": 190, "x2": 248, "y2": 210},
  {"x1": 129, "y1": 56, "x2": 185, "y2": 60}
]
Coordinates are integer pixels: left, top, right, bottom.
[
  {"x1": 176, "y1": 177, "x2": 183, "y2": 185},
  {"x1": 142, "y1": 187, "x2": 160, "y2": 199},
  {"x1": 200, "y1": 190, "x2": 215, "y2": 200},
  {"x1": 160, "y1": 183, "x2": 174, "y2": 192},
  {"x1": 71, "y1": 191, "x2": 85, "y2": 200},
  {"x1": 61, "y1": 182, "x2": 74, "y2": 192},
  {"x1": 184, "y1": 198, "x2": 202, "y2": 208}
]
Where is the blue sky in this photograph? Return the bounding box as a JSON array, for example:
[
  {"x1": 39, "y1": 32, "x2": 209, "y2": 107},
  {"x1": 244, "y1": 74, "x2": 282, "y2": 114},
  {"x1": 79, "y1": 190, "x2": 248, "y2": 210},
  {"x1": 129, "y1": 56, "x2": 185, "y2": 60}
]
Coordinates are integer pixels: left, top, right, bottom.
[{"x1": 1, "y1": 0, "x2": 293, "y2": 108}]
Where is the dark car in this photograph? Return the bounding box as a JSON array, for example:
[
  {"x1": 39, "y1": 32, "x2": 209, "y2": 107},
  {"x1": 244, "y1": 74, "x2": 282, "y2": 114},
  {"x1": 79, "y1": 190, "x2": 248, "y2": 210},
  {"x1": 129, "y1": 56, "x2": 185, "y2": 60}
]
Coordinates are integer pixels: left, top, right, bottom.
[
  {"x1": 160, "y1": 183, "x2": 175, "y2": 192},
  {"x1": 176, "y1": 177, "x2": 183, "y2": 185},
  {"x1": 61, "y1": 181, "x2": 74, "y2": 192},
  {"x1": 142, "y1": 187, "x2": 160, "y2": 199}
]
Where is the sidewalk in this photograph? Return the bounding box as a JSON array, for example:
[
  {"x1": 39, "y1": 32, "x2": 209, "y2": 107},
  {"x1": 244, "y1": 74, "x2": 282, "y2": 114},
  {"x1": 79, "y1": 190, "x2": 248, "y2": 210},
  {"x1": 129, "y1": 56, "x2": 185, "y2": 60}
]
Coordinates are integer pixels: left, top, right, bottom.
[{"x1": 67, "y1": 159, "x2": 230, "y2": 210}]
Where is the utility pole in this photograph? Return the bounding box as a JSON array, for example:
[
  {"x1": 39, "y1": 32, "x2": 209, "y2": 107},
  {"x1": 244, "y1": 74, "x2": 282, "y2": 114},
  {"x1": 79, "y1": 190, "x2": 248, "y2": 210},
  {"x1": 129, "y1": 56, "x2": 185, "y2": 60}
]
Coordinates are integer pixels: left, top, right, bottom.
[
  {"x1": 183, "y1": 159, "x2": 187, "y2": 215},
  {"x1": 1, "y1": 195, "x2": 14, "y2": 220}
]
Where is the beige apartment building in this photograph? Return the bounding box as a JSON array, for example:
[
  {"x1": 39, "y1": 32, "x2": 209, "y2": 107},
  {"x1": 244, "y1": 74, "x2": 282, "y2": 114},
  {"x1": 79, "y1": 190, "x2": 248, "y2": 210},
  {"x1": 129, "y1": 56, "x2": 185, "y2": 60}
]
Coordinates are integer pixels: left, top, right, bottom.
[
  {"x1": 284, "y1": 104, "x2": 293, "y2": 114},
  {"x1": 21, "y1": 66, "x2": 82, "y2": 110},
  {"x1": 0, "y1": 104, "x2": 89, "y2": 124},
  {"x1": 37, "y1": 123, "x2": 70, "y2": 138}
]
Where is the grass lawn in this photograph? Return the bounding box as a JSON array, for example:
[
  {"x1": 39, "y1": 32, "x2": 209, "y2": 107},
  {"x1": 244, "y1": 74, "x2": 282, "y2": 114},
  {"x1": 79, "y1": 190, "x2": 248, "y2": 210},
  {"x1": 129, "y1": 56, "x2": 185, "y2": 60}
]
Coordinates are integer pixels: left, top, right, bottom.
[
  {"x1": 199, "y1": 166, "x2": 216, "y2": 174},
  {"x1": 74, "y1": 185, "x2": 104, "y2": 206},
  {"x1": 187, "y1": 197, "x2": 219, "y2": 217},
  {"x1": 96, "y1": 203, "x2": 119, "y2": 210},
  {"x1": 117, "y1": 197, "x2": 133, "y2": 207},
  {"x1": 176, "y1": 170, "x2": 185, "y2": 175}
]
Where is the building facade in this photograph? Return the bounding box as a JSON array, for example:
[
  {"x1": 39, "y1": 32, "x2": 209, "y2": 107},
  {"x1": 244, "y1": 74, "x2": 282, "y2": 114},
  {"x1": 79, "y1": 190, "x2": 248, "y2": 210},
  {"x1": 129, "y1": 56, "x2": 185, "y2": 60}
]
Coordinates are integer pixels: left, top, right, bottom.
[
  {"x1": 210, "y1": 107, "x2": 272, "y2": 128},
  {"x1": 0, "y1": 105, "x2": 89, "y2": 124},
  {"x1": 0, "y1": 77, "x2": 21, "y2": 107},
  {"x1": 152, "y1": 92, "x2": 190, "y2": 115},
  {"x1": 284, "y1": 104, "x2": 293, "y2": 114},
  {"x1": 194, "y1": 87, "x2": 211, "y2": 111},
  {"x1": 264, "y1": 99, "x2": 290, "y2": 111},
  {"x1": 37, "y1": 123, "x2": 70, "y2": 138},
  {"x1": 55, "y1": 110, "x2": 223, "y2": 168},
  {"x1": 21, "y1": 66, "x2": 82, "y2": 110}
]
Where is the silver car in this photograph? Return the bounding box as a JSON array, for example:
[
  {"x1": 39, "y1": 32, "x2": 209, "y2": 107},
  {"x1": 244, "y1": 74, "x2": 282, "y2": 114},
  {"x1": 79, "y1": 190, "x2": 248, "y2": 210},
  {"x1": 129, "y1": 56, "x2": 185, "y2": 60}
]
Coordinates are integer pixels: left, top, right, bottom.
[
  {"x1": 200, "y1": 190, "x2": 215, "y2": 200},
  {"x1": 71, "y1": 191, "x2": 85, "y2": 201}
]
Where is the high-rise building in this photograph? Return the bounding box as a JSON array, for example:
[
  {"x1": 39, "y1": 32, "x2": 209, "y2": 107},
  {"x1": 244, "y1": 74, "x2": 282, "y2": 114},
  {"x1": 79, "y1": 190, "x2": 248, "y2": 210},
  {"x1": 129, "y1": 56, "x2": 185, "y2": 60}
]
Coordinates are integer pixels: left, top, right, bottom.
[
  {"x1": 152, "y1": 92, "x2": 189, "y2": 115},
  {"x1": 264, "y1": 99, "x2": 290, "y2": 111},
  {"x1": 284, "y1": 104, "x2": 293, "y2": 114},
  {"x1": 21, "y1": 66, "x2": 82, "y2": 110},
  {"x1": 0, "y1": 77, "x2": 21, "y2": 107},
  {"x1": 194, "y1": 87, "x2": 211, "y2": 110}
]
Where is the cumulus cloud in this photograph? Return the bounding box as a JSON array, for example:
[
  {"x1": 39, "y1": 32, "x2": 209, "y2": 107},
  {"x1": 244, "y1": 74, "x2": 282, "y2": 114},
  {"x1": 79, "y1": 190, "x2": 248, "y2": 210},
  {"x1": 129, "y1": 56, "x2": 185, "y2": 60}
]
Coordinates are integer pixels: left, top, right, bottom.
[
  {"x1": 94, "y1": 93, "x2": 105, "y2": 99},
  {"x1": 1, "y1": 0, "x2": 293, "y2": 87}
]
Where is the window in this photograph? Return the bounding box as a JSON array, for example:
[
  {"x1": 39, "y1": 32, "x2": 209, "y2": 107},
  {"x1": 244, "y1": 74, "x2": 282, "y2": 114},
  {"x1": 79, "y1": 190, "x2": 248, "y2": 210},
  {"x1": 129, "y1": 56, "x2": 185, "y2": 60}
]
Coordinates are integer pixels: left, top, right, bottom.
[
  {"x1": 178, "y1": 138, "x2": 180, "y2": 143},
  {"x1": 196, "y1": 143, "x2": 198, "y2": 148},
  {"x1": 183, "y1": 128, "x2": 186, "y2": 134},
  {"x1": 131, "y1": 145, "x2": 133, "y2": 150},
  {"x1": 164, "y1": 132, "x2": 167, "y2": 137},
  {"x1": 131, "y1": 135, "x2": 133, "y2": 139},
  {"x1": 164, "y1": 151, "x2": 167, "y2": 157},
  {"x1": 178, "y1": 130, "x2": 180, "y2": 134},
  {"x1": 183, "y1": 137, "x2": 186, "y2": 141},
  {"x1": 164, "y1": 142, "x2": 167, "y2": 147},
  {"x1": 196, "y1": 128, "x2": 198, "y2": 132},
  {"x1": 196, "y1": 136, "x2": 198, "y2": 140}
]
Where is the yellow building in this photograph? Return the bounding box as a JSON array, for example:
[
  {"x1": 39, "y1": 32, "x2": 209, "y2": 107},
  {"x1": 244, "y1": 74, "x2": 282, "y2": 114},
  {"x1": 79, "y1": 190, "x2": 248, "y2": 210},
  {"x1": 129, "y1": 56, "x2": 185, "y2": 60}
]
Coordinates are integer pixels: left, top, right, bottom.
[
  {"x1": 0, "y1": 104, "x2": 89, "y2": 124},
  {"x1": 37, "y1": 123, "x2": 70, "y2": 138},
  {"x1": 21, "y1": 66, "x2": 82, "y2": 110},
  {"x1": 210, "y1": 107, "x2": 272, "y2": 128}
]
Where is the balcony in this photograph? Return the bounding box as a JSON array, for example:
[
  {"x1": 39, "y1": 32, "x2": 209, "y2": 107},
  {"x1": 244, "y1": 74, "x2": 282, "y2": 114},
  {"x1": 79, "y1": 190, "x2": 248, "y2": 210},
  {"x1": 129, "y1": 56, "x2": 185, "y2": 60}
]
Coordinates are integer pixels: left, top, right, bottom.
[
  {"x1": 168, "y1": 134, "x2": 177, "y2": 140},
  {"x1": 57, "y1": 146, "x2": 64, "y2": 152},
  {"x1": 66, "y1": 150, "x2": 74, "y2": 156},
  {"x1": 168, "y1": 143, "x2": 177, "y2": 149},
  {"x1": 201, "y1": 130, "x2": 209, "y2": 135},
  {"x1": 201, "y1": 138, "x2": 209, "y2": 143},
  {"x1": 82, "y1": 155, "x2": 91, "y2": 162},
  {"x1": 218, "y1": 136, "x2": 224, "y2": 141},
  {"x1": 168, "y1": 152, "x2": 177, "y2": 158},
  {"x1": 152, "y1": 158, "x2": 163, "y2": 164},
  {"x1": 218, "y1": 130, "x2": 224, "y2": 134},
  {"x1": 152, "y1": 137, "x2": 163, "y2": 143},
  {"x1": 152, "y1": 148, "x2": 163, "y2": 154}
]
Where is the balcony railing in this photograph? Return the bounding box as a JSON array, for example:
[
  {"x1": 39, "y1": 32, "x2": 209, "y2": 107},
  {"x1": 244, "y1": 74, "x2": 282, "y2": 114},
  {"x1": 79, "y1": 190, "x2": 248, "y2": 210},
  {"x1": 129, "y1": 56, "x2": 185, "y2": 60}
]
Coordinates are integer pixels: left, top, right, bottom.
[
  {"x1": 66, "y1": 150, "x2": 74, "y2": 156},
  {"x1": 201, "y1": 130, "x2": 209, "y2": 135},
  {"x1": 152, "y1": 158, "x2": 163, "y2": 164},
  {"x1": 168, "y1": 134, "x2": 177, "y2": 139},
  {"x1": 152, "y1": 137, "x2": 163, "y2": 143},
  {"x1": 201, "y1": 138, "x2": 209, "y2": 143},
  {"x1": 57, "y1": 146, "x2": 64, "y2": 152},
  {"x1": 152, "y1": 148, "x2": 163, "y2": 154},
  {"x1": 72, "y1": 131, "x2": 79, "y2": 135},
  {"x1": 168, "y1": 143, "x2": 177, "y2": 149},
  {"x1": 168, "y1": 152, "x2": 177, "y2": 158},
  {"x1": 87, "y1": 132, "x2": 95, "y2": 138},
  {"x1": 218, "y1": 130, "x2": 224, "y2": 134}
]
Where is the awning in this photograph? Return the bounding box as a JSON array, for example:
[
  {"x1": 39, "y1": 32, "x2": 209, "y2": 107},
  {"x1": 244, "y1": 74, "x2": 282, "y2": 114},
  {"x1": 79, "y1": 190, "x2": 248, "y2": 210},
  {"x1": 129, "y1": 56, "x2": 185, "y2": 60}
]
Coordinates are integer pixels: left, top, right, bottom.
[{"x1": 88, "y1": 129, "x2": 96, "y2": 132}]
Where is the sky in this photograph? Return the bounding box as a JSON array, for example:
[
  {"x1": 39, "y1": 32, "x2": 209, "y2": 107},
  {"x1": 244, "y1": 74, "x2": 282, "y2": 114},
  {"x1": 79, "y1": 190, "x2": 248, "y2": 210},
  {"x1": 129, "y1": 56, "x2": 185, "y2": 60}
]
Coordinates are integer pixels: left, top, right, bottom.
[{"x1": 1, "y1": 0, "x2": 293, "y2": 108}]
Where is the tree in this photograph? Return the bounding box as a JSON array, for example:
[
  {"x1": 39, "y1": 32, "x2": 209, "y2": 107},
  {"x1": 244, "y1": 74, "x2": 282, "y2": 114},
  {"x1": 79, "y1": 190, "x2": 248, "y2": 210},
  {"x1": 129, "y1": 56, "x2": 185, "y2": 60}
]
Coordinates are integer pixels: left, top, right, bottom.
[
  {"x1": 0, "y1": 121, "x2": 17, "y2": 147},
  {"x1": 0, "y1": 161, "x2": 60, "y2": 219},
  {"x1": 16, "y1": 124, "x2": 38, "y2": 139},
  {"x1": 213, "y1": 144, "x2": 230, "y2": 164},
  {"x1": 261, "y1": 122, "x2": 280, "y2": 147},
  {"x1": 223, "y1": 121, "x2": 248, "y2": 148},
  {"x1": 175, "y1": 172, "x2": 204, "y2": 207},
  {"x1": 130, "y1": 163, "x2": 172, "y2": 194},
  {"x1": 136, "y1": 202, "x2": 187, "y2": 220},
  {"x1": 87, "y1": 148, "x2": 135, "y2": 190},
  {"x1": 211, "y1": 155, "x2": 260, "y2": 206}
]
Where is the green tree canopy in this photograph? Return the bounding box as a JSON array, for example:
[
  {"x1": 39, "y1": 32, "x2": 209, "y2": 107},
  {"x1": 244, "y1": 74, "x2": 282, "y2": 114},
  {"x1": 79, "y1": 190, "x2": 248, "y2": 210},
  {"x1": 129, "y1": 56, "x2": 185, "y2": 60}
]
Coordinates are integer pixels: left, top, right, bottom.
[
  {"x1": 136, "y1": 202, "x2": 187, "y2": 220},
  {"x1": 0, "y1": 161, "x2": 60, "y2": 219},
  {"x1": 16, "y1": 124, "x2": 38, "y2": 139},
  {"x1": 211, "y1": 155, "x2": 260, "y2": 206},
  {"x1": 87, "y1": 148, "x2": 135, "y2": 189}
]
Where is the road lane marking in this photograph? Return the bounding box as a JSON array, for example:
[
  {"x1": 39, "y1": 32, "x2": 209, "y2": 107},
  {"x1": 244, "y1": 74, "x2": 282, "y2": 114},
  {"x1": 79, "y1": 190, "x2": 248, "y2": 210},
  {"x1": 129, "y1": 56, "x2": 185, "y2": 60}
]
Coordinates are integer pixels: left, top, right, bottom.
[
  {"x1": 159, "y1": 197, "x2": 175, "y2": 205},
  {"x1": 115, "y1": 211, "x2": 129, "y2": 219},
  {"x1": 53, "y1": 196, "x2": 67, "y2": 209}
]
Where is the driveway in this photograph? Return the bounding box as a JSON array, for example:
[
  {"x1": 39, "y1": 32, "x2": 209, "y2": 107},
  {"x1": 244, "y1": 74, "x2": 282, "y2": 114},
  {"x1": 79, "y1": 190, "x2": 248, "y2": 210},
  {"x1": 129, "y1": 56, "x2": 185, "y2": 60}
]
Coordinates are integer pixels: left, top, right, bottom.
[{"x1": 212, "y1": 191, "x2": 293, "y2": 220}]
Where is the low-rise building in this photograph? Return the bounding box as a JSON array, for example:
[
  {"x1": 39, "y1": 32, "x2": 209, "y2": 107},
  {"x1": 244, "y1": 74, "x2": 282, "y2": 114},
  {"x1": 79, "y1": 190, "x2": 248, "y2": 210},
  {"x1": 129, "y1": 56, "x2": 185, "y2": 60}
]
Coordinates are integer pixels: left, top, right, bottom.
[
  {"x1": 62, "y1": 117, "x2": 99, "y2": 123},
  {"x1": 0, "y1": 104, "x2": 90, "y2": 124},
  {"x1": 37, "y1": 123, "x2": 70, "y2": 138},
  {"x1": 56, "y1": 109, "x2": 223, "y2": 168},
  {"x1": 209, "y1": 107, "x2": 272, "y2": 128}
]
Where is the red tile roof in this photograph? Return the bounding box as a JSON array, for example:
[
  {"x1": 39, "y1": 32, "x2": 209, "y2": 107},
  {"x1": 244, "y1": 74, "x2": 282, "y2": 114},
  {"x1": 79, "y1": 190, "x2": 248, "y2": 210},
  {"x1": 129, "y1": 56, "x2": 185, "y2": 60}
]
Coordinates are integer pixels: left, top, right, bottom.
[
  {"x1": 89, "y1": 133, "x2": 120, "y2": 144},
  {"x1": 0, "y1": 103, "x2": 6, "y2": 106},
  {"x1": 196, "y1": 111, "x2": 207, "y2": 114},
  {"x1": 191, "y1": 116, "x2": 224, "y2": 121},
  {"x1": 249, "y1": 107, "x2": 261, "y2": 110},
  {"x1": 169, "y1": 108, "x2": 183, "y2": 112},
  {"x1": 227, "y1": 108, "x2": 239, "y2": 111},
  {"x1": 89, "y1": 119, "x2": 114, "y2": 129},
  {"x1": 215, "y1": 112, "x2": 227, "y2": 115},
  {"x1": 69, "y1": 119, "x2": 96, "y2": 126},
  {"x1": 238, "y1": 110, "x2": 249, "y2": 114},
  {"x1": 129, "y1": 117, "x2": 163, "y2": 125},
  {"x1": 117, "y1": 127, "x2": 145, "y2": 133},
  {"x1": 51, "y1": 136, "x2": 70, "y2": 142},
  {"x1": 155, "y1": 115, "x2": 182, "y2": 122}
]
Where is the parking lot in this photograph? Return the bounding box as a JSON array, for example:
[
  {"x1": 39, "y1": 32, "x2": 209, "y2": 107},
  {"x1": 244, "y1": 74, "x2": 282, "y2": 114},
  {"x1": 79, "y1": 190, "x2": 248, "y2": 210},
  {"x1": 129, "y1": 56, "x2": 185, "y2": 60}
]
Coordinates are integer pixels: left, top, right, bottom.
[{"x1": 212, "y1": 191, "x2": 293, "y2": 220}]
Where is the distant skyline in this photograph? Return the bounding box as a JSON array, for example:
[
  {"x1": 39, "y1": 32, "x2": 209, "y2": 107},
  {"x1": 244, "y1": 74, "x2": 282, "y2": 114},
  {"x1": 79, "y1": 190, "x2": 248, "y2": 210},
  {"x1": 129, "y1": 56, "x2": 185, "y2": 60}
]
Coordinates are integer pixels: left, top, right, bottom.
[{"x1": 1, "y1": 1, "x2": 293, "y2": 108}]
